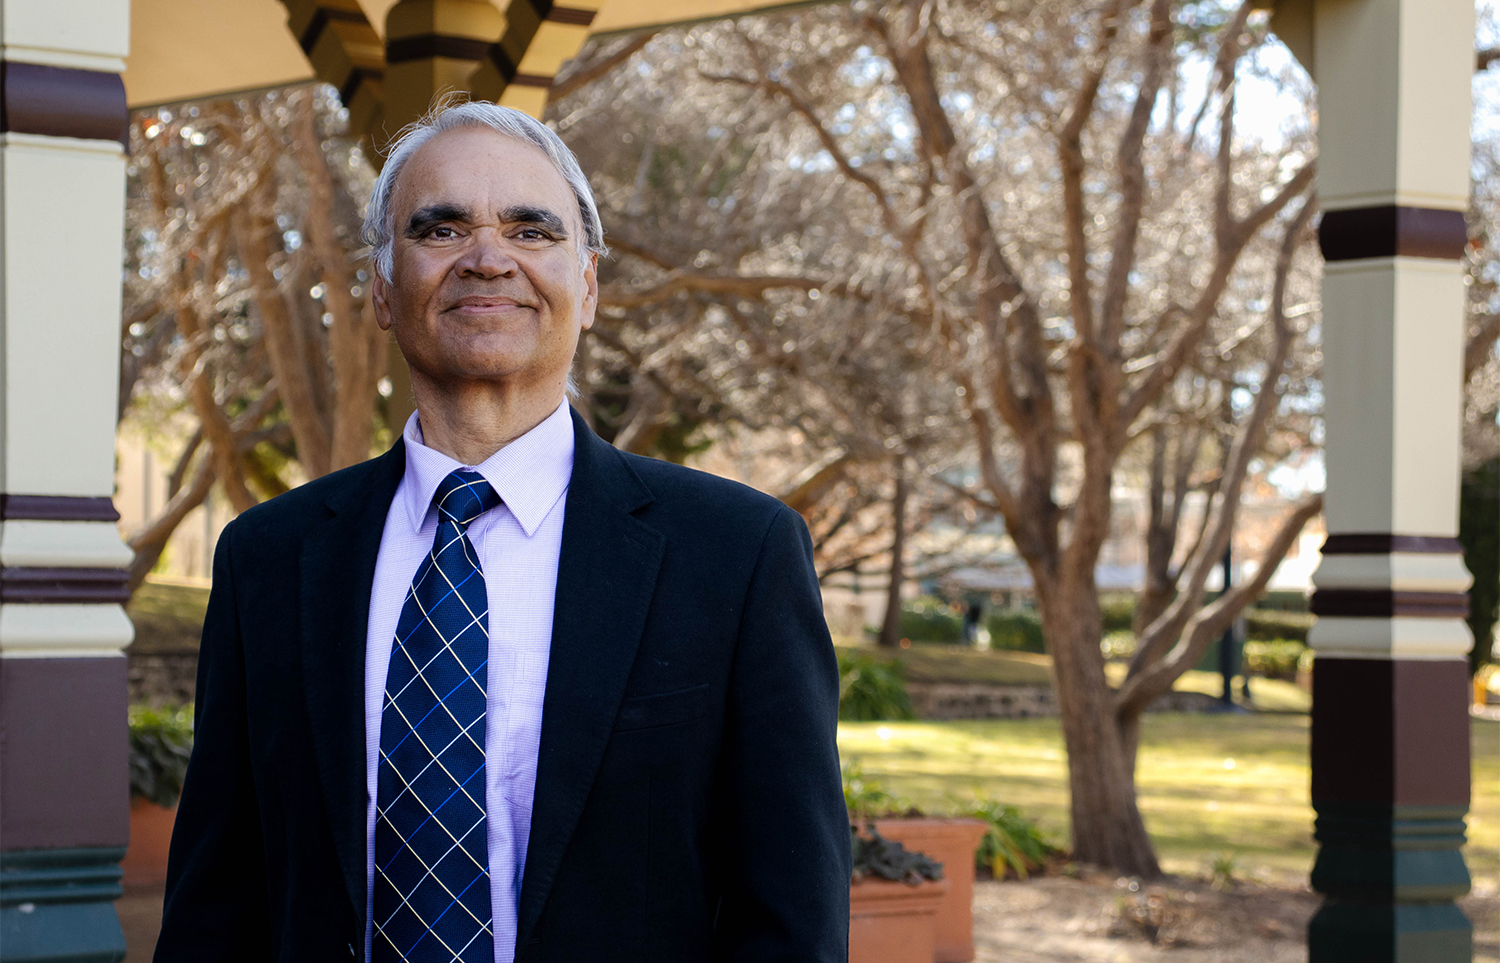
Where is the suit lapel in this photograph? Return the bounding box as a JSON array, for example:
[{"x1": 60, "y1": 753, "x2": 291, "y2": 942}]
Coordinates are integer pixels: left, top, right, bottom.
[
  {"x1": 517, "y1": 410, "x2": 664, "y2": 945},
  {"x1": 300, "y1": 441, "x2": 407, "y2": 930}
]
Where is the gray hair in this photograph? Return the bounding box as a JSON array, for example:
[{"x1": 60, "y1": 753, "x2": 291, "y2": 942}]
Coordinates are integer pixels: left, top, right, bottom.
[{"x1": 363, "y1": 98, "x2": 606, "y2": 281}]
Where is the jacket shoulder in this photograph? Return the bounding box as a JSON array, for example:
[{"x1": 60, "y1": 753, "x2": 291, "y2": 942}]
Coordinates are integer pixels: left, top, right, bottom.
[{"x1": 618, "y1": 451, "x2": 793, "y2": 535}]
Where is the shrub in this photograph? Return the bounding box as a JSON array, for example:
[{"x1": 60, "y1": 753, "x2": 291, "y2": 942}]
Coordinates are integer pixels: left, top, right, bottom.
[
  {"x1": 986, "y1": 610, "x2": 1046, "y2": 653},
  {"x1": 850, "y1": 824, "x2": 944, "y2": 883},
  {"x1": 898, "y1": 596, "x2": 964, "y2": 643},
  {"x1": 1255, "y1": 590, "x2": 1310, "y2": 612},
  {"x1": 965, "y1": 800, "x2": 1059, "y2": 881},
  {"x1": 1100, "y1": 594, "x2": 1137, "y2": 633},
  {"x1": 1244, "y1": 608, "x2": 1315, "y2": 643},
  {"x1": 838, "y1": 651, "x2": 916, "y2": 721},
  {"x1": 842, "y1": 758, "x2": 900, "y2": 819},
  {"x1": 129, "y1": 705, "x2": 193, "y2": 808},
  {"x1": 1209, "y1": 852, "x2": 1240, "y2": 891},
  {"x1": 1242, "y1": 639, "x2": 1306, "y2": 680}
]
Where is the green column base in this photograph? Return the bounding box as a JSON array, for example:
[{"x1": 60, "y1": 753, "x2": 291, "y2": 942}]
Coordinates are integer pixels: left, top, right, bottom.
[
  {"x1": 1312, "y1": 847, "x2": 1473, "y2": 903},
  {"x1": 1309, "y1": 901, "x2": 1473, "y2": 963},
  {"x1": 0, "y1": 848, "x2": 126, "y2": 963}
]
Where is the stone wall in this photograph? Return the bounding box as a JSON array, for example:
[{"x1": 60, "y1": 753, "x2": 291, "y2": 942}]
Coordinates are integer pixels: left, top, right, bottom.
[
  {"x1": 907, "y1": 681, "x2": 1229, "y2": 720},
  {"x1": 126, "y1": 650, "x2": 197, "y2": 707}
]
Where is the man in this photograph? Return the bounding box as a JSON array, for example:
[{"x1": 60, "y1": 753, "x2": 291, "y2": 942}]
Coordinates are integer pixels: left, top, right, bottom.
[{"x1": 154, "y1": 101, "x2": 850, "y2": 963}]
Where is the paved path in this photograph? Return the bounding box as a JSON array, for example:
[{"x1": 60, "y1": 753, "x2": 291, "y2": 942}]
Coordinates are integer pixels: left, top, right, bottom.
[
  {"x1": 117, "y1": 873, "x2": 1498, "y2": 962},
  {"x1": 972, "y1": 875, "x2": 1499, "y2": 963},
  {"x1": 117, "y1": 883, "x2": 163, "y2": 962}
]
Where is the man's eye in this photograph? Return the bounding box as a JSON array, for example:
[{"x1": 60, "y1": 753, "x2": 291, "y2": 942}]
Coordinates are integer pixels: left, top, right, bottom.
[{"x1": 428, "y1": 226, "x2": 457, "y2": 239}]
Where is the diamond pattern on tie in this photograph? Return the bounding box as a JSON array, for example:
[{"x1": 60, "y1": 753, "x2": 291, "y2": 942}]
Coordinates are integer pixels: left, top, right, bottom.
[{"x1": 374, "y1": 469, "x2": 502, "y2": 963}]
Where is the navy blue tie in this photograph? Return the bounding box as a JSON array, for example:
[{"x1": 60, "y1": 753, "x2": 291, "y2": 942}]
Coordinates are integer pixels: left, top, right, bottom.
[{"x1": 373, "y1": 469, "x2": 501, "y2": 962}]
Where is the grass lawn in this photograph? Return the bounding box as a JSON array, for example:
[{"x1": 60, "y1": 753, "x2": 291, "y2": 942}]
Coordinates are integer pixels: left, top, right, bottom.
[{"x1": 839, "y1": 714, "x2": 1500, "y2": 887}]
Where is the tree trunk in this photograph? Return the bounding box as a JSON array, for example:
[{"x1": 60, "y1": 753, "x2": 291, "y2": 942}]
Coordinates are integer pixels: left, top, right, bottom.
[
  {"x1": 878, "y1": 463, "x2": 909, "y2": 648},
  {"x1": 292, "y1": 94, "x2": 380, "y2": 470},
  {"x1": 1039, "y1": 581, "x2": 1162, "y2": 877},
  {"x1": 234, "y1": 204, "x2": 334, "y2": 479},
  {"x1": 126, "y1": 450, "x2": 216, "y2": 593}
]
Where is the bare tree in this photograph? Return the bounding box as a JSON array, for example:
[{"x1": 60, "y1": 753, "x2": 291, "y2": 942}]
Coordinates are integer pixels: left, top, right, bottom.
[
  {"x1": 120, "y1": 85, "x2": 384, "y2": 590},
  {"x1": 555, "y1": 0, "x2": 1323, "y2": 876}
]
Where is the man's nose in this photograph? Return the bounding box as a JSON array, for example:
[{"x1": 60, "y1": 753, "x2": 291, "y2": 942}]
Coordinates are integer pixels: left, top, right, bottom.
[{"x1": 456, "y1": 228, "x2": 518, "y2": 278}]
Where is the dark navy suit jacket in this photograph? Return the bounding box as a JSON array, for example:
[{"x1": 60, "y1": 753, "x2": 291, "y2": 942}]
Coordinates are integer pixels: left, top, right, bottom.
[{"x1": 154, "y1": 408, "x2": 850, "y2": 962}]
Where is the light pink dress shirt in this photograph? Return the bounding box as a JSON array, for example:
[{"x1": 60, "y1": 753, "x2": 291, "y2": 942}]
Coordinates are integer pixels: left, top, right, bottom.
[{"x1": 363, "y1": 401, "x2": 574, "y2": 963}]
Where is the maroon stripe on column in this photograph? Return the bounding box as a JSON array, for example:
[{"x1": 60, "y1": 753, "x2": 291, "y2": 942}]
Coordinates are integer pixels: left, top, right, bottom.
[
  {"x1": 1310, "y1": 589, "x2": 1470, "y2": 618},
  {"x1": 385, "y1": 34, "x2": 493, "y2": 64},
  {"x1": 0, "y1": 62, "x2": 127, "y2": 147},
  {"x1": 1321, "y1": 533, "x2": 1464, "y2": 555},
  {"x1": 1318, "y1": 206, "x2": 1468, "y2": 261},
  {"x1": 0, "y1": 494, "x2": 120, "y2": 522},
  {"x1": 0, "y1": 567, "x2": 130, "y2": 604},
  {"x1": 545, "y1": 6, "x2": 597, "y2": 25},
  {"x1": 0, "y1": 657, "x2": 129, "y2": 850},
  {"x1": 1312, "y1": 659, "x2": 1469, "y2": 807}
]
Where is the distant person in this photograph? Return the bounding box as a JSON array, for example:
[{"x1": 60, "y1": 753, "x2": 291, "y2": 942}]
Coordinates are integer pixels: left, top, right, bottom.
[
  {"x1": 154, "y1": 100, "x2": 849, "y2": 963},
  {"x1": 964, "y1": 602, "x2": 983, "y2": 645}
]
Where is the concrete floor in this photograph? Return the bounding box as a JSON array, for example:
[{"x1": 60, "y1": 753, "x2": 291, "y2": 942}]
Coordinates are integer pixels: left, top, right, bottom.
[{"x1": 116, "y1": 883, "x2": 165, "y2": 962}]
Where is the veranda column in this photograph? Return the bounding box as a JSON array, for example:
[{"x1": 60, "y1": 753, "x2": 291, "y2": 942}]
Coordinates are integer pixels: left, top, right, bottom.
[
  {"x1": 0, "y1": 3, "x2": 135, "y2": 962},
  {"x1": 1305, "y1": 0, "x2": 1476, "y2": 959}
]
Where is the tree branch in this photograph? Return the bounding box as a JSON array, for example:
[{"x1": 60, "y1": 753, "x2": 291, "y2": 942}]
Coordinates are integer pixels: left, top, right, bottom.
[
  {"x1": 1114, "y1": 491, "x2": 1322, "y2": 718},
  {"x1": 551, "y1": 31, "x2": 659, "y2": 101},
  {"x1": 1124, "y1": 195, "x2": 1316, "y2": 690},
  {"x1": 600, "y1": 271, "x2": 838, "y2": 309},
  {"x1": 1467, "y1": 311, "x2": 1500, "y2": 383}
]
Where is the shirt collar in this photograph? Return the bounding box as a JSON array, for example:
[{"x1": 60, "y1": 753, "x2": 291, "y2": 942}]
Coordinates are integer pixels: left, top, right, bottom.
[{"x1": 399, "y1": 400, "x2": 574, "y2": 537}]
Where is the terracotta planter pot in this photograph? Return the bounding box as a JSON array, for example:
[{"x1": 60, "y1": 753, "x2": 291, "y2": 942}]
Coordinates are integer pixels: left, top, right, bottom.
[
  {"x1": 872, "y1": 818, "x2": 989, "y2": 963},
  {"x1": 120, "y1": 797, "x2": 177, "y2": 886},
  {"x1": 848, "y1": 876, "x2": 950, "y2": 963}
]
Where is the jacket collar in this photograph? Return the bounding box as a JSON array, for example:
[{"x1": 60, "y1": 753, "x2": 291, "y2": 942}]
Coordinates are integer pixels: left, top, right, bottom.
[
  {"x1": 299, "y1": 440, "x2": 407, "y2": 943},
  {"x1": 515, "y1": 408, "x2": 664, "y2": 946}
]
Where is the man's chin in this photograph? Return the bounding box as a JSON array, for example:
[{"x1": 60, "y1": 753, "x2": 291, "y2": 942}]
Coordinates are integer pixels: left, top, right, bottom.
[{"x1": 417, "y1": 356, "x2": 560, "y2": 390}]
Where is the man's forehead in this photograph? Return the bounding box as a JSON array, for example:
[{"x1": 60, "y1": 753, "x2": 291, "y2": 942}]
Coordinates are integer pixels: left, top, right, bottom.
[{"x1": 394, "y1": 127, "x2": 573, "y2": 213}]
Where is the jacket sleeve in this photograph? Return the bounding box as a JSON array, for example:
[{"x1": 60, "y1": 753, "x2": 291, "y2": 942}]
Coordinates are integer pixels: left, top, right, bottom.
[
  {"x1": 154, "y1": 522, "x2": 273, "y2": 961},
  {"x1": 715, "y1": 506, "x2": 851, "y2": 962}
]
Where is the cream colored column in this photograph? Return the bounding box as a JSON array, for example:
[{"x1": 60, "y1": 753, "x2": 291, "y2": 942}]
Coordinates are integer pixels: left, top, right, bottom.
[
  {"x1": 0, "y1": 2, "x2": 135, "y2": 960},
  {"x1": 1280, "y1": 0, "x2": 1479, "y2": 960}
]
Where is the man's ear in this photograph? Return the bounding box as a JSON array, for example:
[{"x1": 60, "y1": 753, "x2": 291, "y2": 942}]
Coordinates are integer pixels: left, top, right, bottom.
[
  {"x1": 372, "y1": 272, "x2": 394, "y2": 331},
  {"x1": 580, "y1": 251, "x2": 599, "y2": 332}
]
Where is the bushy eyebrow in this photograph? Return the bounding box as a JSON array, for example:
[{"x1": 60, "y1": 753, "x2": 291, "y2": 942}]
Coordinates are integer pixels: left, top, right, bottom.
[
  {"x1": 403, "y1": 203, "x2": 570, "y2": 240},
  {"x1": 404, "y1": 203, "x2": 471, "y2": 238},
  {"x1": 500, "y1": 205, "x2": 568, "y2": 237}
]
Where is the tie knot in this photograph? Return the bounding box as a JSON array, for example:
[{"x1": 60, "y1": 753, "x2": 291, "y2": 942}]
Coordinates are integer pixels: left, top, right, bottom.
[{"x1": 433, "y1": 469, "x2": 501, "y2": 528}]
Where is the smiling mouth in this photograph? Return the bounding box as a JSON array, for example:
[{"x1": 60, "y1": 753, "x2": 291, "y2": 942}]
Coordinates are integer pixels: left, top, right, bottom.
[{"x1": 447, "y1": 298, "x2": 533, "y2": 313}]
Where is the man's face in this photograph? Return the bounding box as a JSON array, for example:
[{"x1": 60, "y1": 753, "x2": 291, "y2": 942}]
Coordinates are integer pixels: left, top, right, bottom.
[{"x1": 373, "y1": 126, "x2": 598, "y2": 397}]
